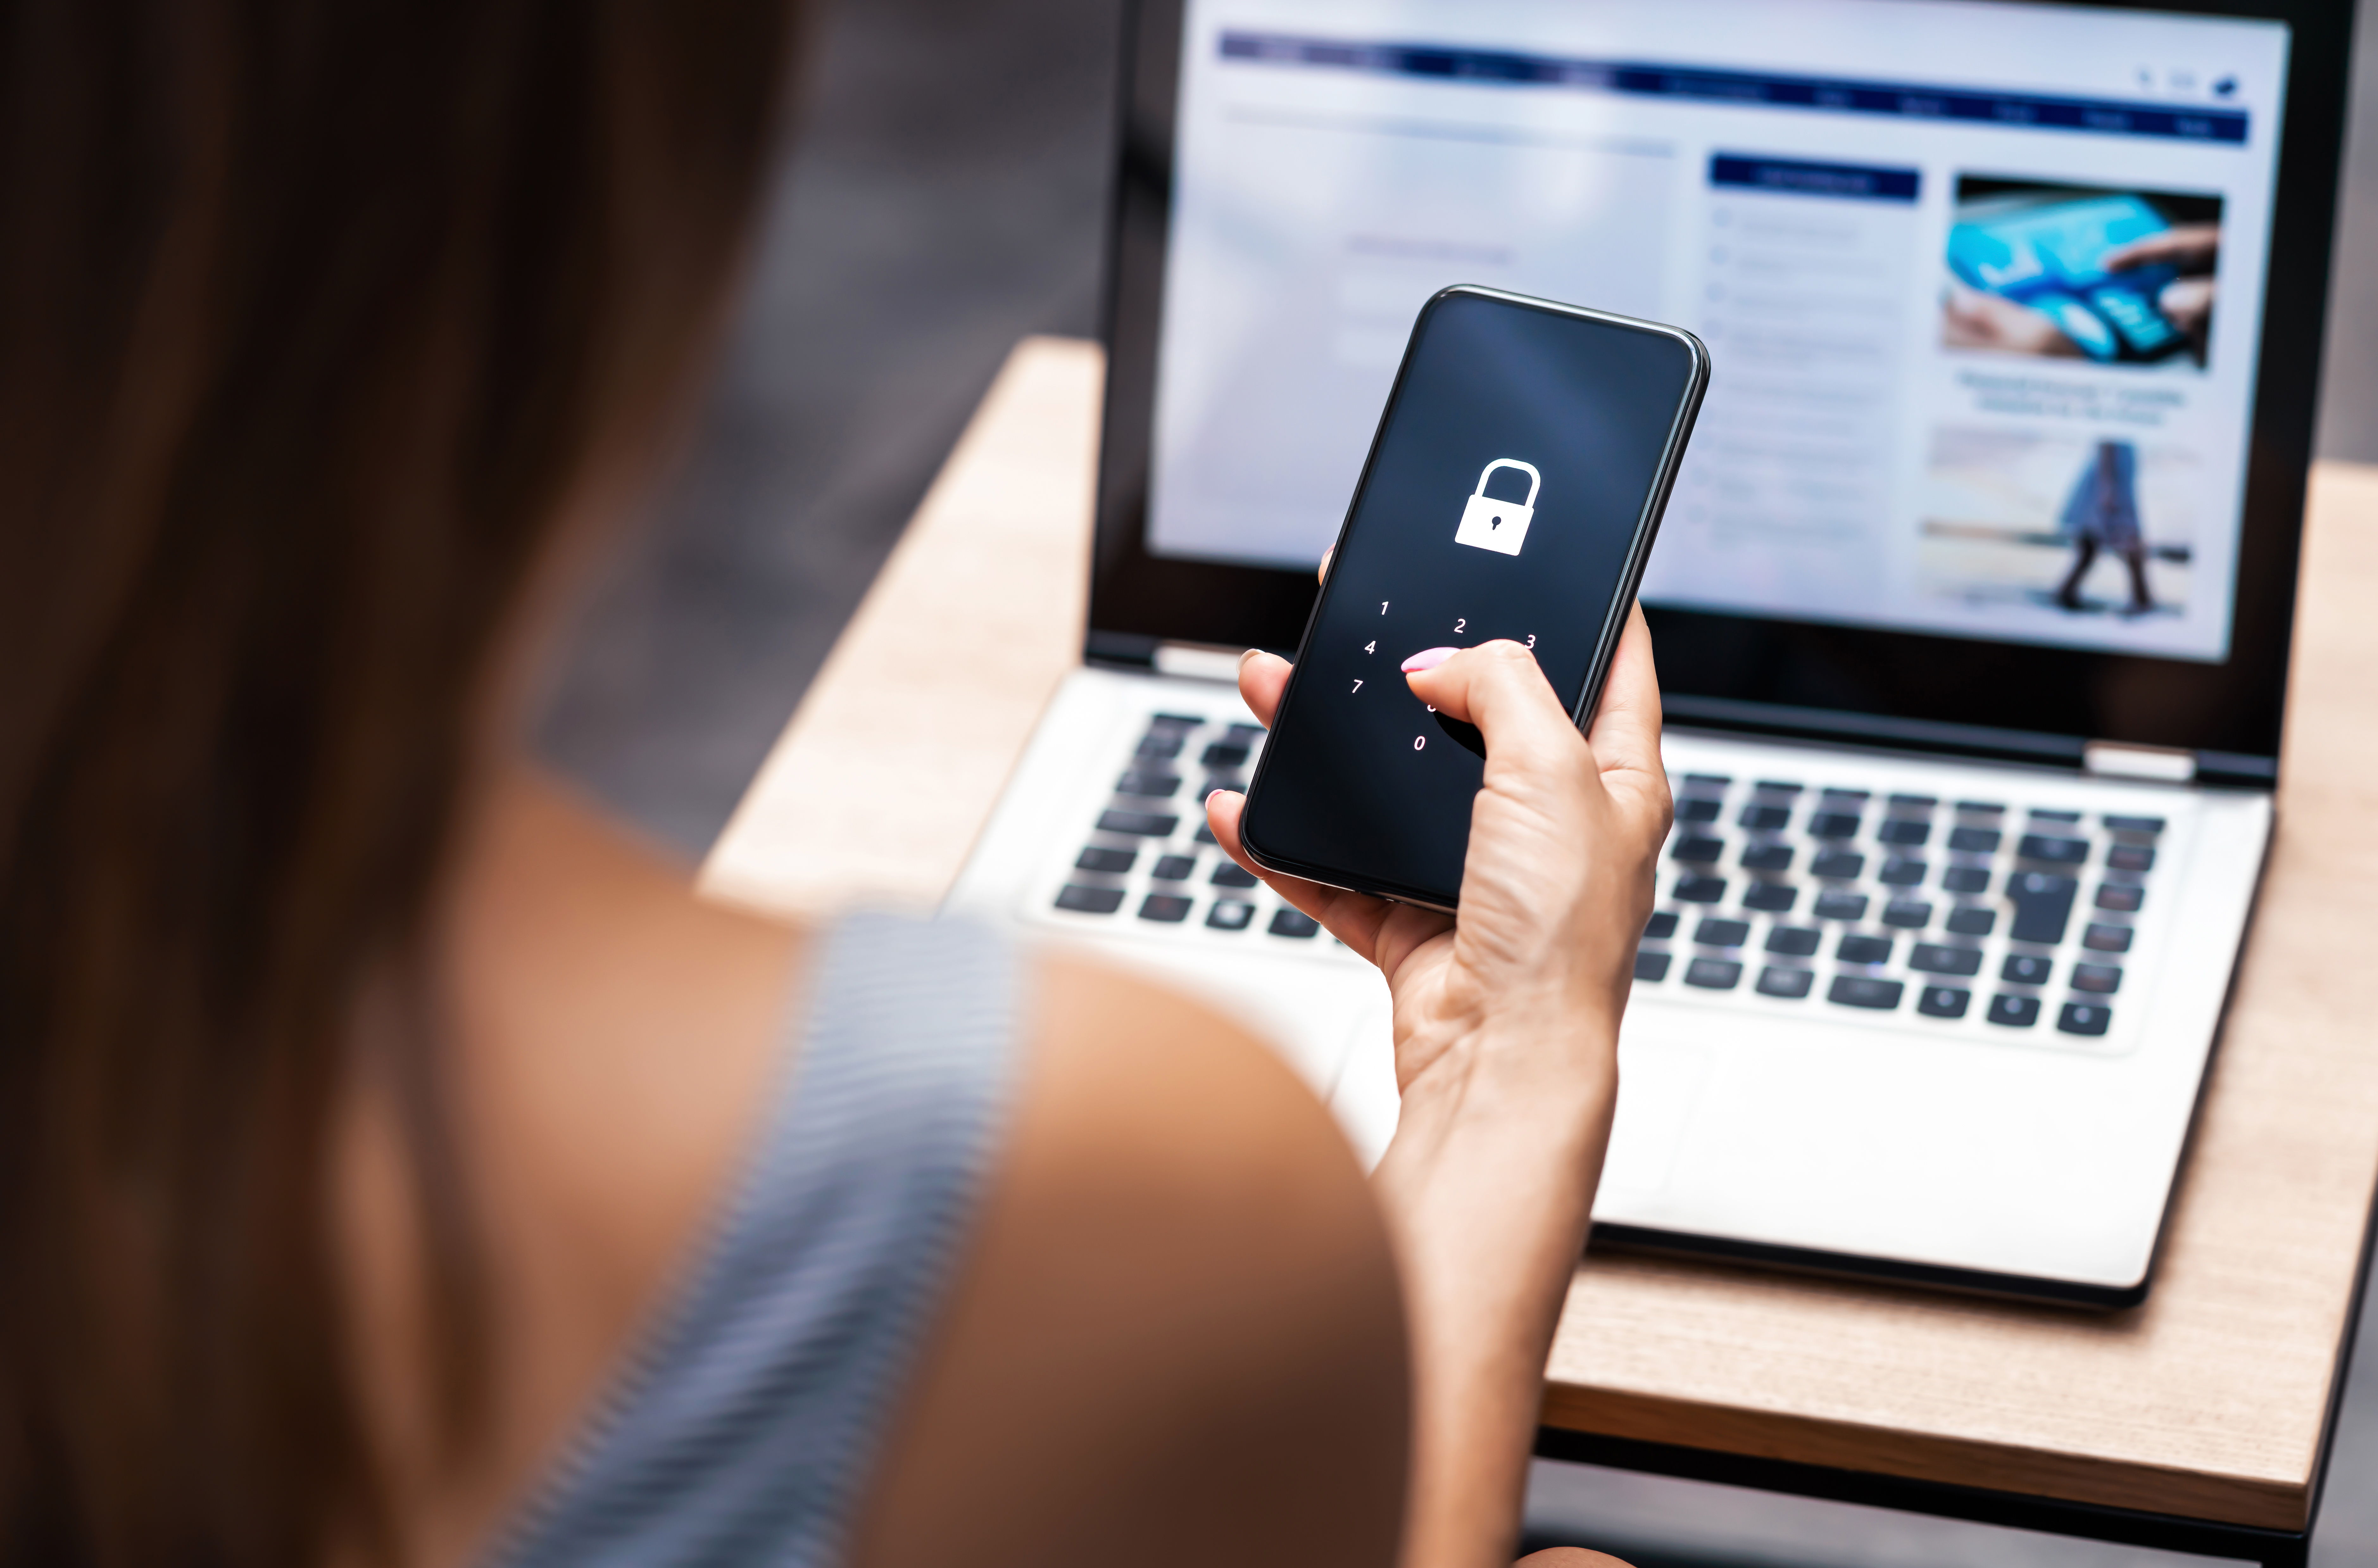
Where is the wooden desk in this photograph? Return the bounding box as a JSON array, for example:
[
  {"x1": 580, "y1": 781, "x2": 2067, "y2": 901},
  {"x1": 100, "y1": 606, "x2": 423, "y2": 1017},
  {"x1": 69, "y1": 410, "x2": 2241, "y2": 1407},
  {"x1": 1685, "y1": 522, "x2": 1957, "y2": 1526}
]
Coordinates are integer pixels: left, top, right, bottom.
[{"x1": 703, "y1": 336, "x2": 2378, "y2": 1563}]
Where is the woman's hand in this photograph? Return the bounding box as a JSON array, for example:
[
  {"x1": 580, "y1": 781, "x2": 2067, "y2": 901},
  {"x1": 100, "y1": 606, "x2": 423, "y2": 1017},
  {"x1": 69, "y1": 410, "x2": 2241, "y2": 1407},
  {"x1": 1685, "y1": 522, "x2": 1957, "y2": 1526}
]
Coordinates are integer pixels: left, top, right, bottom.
[
  {"x1": 1203, "y1": 608, "x2": 1668, "y2": 1568},
  {"x1": 1204, "y1": 611, "x2": 1668, "y2": 1114}
]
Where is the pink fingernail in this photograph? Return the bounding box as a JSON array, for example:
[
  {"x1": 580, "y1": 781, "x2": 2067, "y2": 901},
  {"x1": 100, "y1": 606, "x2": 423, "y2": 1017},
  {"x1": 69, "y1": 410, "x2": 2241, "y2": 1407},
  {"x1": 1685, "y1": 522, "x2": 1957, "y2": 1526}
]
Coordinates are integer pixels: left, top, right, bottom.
[{"x1": 1401, "y1": 646, "x2": 1459, "y2": 673}]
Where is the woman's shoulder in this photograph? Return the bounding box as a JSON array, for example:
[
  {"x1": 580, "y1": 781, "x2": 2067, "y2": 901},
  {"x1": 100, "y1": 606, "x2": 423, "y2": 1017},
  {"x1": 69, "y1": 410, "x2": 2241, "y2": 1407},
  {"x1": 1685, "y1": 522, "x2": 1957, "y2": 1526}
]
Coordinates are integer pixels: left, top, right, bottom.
[{"x1": 842, "y1": 948, "x2": 1409, "y2": 1568}]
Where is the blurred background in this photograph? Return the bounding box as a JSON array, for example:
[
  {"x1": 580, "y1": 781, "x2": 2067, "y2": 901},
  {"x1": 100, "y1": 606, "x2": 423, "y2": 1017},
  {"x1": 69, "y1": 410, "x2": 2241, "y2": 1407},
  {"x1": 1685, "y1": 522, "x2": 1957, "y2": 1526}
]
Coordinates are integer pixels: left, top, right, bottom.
[{"x1": 533, "y1": 0, "x2": 2378, "y2": 1562}]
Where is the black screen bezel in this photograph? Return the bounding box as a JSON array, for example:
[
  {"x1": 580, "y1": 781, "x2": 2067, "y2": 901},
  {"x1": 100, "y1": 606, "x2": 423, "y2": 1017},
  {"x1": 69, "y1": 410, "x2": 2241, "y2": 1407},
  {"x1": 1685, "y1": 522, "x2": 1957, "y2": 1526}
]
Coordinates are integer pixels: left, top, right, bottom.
[{"x1": 1088, "y1": 0, "x2": 2355, "y2": 778}]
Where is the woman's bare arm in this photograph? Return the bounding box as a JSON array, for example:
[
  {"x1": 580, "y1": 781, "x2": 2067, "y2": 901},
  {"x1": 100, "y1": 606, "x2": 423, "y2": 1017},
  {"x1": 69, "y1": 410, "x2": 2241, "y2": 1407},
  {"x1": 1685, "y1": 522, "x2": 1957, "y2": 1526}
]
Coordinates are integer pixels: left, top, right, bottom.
[{"x1": 1208, "y1": 608, "x2": 1670, "y2": 1568}]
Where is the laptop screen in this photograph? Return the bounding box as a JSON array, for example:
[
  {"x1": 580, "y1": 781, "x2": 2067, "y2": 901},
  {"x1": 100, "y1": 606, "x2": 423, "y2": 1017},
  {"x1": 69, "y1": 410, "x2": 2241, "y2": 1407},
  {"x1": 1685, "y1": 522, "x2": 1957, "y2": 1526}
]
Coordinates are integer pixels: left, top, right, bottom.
[{"x1": 1143, "y1": 0, "x2": 2291, "y2": 668}]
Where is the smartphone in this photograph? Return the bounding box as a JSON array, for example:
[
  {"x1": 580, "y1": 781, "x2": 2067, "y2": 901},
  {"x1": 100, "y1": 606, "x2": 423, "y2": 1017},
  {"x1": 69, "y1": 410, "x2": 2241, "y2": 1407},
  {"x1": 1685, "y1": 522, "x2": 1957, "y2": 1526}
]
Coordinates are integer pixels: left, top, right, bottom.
[{"x1": 1238, "y1": 285, "x2": 1707, "y2": 910}]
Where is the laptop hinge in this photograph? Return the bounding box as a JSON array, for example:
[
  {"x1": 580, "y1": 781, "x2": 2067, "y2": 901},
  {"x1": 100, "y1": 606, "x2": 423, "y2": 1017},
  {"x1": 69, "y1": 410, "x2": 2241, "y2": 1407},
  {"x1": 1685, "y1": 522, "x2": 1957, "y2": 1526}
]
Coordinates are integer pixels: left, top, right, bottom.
[
  {"x1": 2082, "y1": 741, "x2": 2197, "y2": 784},
  {"x1": 1152, "y1": 642, "x2": 1245, "y2": 684}
]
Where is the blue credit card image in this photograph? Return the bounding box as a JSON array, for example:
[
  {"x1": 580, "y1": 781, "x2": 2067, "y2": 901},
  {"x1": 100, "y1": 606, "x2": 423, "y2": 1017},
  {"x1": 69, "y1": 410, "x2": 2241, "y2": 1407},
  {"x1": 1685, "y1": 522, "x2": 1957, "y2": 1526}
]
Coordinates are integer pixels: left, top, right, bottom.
[{"x1": 1946, "y1": 194, "x2": 2191, "y2": 362}]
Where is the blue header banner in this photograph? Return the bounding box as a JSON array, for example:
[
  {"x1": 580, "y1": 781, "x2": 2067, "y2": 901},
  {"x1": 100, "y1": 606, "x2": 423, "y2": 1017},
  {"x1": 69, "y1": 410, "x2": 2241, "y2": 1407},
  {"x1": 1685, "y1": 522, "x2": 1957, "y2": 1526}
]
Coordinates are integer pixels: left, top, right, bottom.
[
  {"x1": 1218, "y1": 32, "x2": 2250, "y2": 145},
  {"x1": 1710, "y1": 154, "x2": 1920, "y2": 202}
]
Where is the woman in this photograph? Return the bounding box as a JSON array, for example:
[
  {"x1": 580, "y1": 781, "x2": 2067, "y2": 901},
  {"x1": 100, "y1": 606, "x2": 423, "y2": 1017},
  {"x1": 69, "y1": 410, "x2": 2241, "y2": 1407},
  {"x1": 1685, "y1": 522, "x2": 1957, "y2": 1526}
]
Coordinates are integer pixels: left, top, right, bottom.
[
  {"x1": 2056, "y1": 438, "x2": 2154, "y2": 615},
  {"x1": 0, "y1": 3, "x2": 1666, "y2": 1565}
]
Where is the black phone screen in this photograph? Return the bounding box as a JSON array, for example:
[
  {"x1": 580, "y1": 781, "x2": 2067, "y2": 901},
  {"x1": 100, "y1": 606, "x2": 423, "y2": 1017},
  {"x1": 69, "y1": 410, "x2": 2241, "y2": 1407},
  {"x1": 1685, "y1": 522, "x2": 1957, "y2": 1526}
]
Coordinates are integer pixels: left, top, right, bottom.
[{"x1": 1240, "y1": 288, "x2": 1705, "y2": 908}]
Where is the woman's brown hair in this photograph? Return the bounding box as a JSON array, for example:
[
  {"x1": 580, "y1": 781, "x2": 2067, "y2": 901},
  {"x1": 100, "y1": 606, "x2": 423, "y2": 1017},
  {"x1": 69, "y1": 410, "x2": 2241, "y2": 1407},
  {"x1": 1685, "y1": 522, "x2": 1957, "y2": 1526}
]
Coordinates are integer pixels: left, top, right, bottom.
[{"x1": 0, "y1": 2, "x2": 797, "y2": 1561}]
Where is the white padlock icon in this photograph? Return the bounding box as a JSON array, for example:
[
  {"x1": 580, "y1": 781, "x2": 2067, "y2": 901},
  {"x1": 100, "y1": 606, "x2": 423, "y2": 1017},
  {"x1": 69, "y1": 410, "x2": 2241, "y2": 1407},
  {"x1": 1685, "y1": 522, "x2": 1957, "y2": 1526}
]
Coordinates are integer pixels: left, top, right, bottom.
[{"x1": 1453, "y1": 459, "x2": 1540, "y2": 556}]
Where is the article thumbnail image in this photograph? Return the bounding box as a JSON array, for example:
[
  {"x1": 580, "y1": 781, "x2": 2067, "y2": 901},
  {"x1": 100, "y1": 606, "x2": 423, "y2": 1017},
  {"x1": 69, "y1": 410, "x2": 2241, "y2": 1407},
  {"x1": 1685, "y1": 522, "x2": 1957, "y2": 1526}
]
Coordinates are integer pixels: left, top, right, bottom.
[
  {"x1": 1919, "y1": 429, "x2": 2196, "y2": 619},
  {"x1": 1940, "y1": 177, "x2": 2221, "y2": 368}
]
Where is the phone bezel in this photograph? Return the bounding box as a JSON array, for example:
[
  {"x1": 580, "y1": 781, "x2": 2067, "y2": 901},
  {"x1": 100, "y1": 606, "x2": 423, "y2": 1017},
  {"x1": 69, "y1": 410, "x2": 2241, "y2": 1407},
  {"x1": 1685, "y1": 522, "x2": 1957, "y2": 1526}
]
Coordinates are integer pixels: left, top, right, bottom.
[{"x1": 1236, "y1": 286, "x2": 1710, "y2": 911}]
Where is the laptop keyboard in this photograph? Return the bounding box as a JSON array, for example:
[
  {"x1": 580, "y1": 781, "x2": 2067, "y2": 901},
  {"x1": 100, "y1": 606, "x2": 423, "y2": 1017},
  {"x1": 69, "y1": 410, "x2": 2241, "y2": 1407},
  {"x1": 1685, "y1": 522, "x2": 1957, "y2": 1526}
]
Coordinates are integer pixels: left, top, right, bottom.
[
  {"x1": 1037, "y1": 708, "x2": 1351, "y2": 953},
  {"x1": 1032, "y1": 706, "x2": 2172, "y2": 1044},
  {"x1": 1636, "y1": 773, "x2": 2160, "y2": 1044}
]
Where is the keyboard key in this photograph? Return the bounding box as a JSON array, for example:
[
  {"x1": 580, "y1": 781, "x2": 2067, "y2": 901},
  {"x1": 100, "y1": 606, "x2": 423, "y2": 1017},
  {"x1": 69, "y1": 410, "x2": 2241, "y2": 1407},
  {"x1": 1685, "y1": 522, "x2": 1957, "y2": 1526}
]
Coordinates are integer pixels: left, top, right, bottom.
[
  {"x1": 1882, "y1": 898, "x2": 1931, "y2": 928},
  {"x1": 1879, "y1": 857, "x2": 1927, "y2": 886},
  {"x1": 1820, "y1": 789, "x2": 1872, "y2": 806},
  {"x1": 1955, "y1": 800, "x2": 2006, "y2": 815},
  {"x1": 2019, "y1": 834, "x2": 2089, "y2": 864},
  {"x1": 2082, "y1": 922, "x2": 2133, "y2": 953},
  {"x1": 1193, "y1": 823, "x2": 1218, "y2": 845},
  {"x1": 1829, "y1": 976, "x2": 1904, "y2": 1010},
  {"x1": 1206, "y1": 900, "x2": 1255, "y2": 931},
  {"x1": 2001, "y1": 953, "x2": 2055, "y2": 986},
  {"x1": 1695, "y1": 918, "x2": 1750, "y2": 948},
  {"x1": 1200, "y1": 742, "x2": 1251, "y2": 769},
  {"x1": 1224, "y1": 723, "x2": 1265, "y2": 743},
  {"x1": 1151, "y1": 854, "x2": 1196, "y2": 881},
  {"x1": 1888, "y1": 793, "x2": 1938, "y2": 811},
  {"x1": 1742, "y1": 882, "x2": 1798, "y2": 913},
  {"x1": 1643, "y1": 912, "x2": 1679, "y2": 940},
  {"x1": 2007, "y1": 872, "x2": 2079, "y2": 944},
  {"x1": 1940, "y1": 866, "x2": 1992, "y2": 894},
  {"x1": 1098, "y1": 809, "x2": 1178, "y2": 837},
  {"x1": 1766, "y1": 926, "x2": 1822, "y2": 957},
  {"x1": 1945, "y1": 906, "x2": 1997, "y2": 937},
  {"x1": 1812, "y1": 890, "x2": 1868, "y2": 922},
  {"x1": 1076, "y1": 847, "x2": 1136, "y2": 874},
  {"x1": 1677, "y1": 798, "x2": 1722, "y2": 823},
  {"x1": 1740, "y1": 843, "x2": 1794, "y2": 872},
  {"x1": 2059, "y1": 1002, "x2": 2113, "y2": 1037},
  {"x1": 1685, "y1": 957, "x2": 1743, "y2": 990},
  {"x1": 2104, "y1": 814, "x2": 2166, "y2": 835},
  {"x1": 1837, "y1": 933, "x2": 1893, "y2": 965},
  {"x1": 2096, "y1": 883, "x2": 2145, "y2": 913},
  {"x1": 1739, "y1": 804, "x2": 1792, "y2": 831},
  {"x1": 1268, "y1": 908, "x2": 1320, "y2": 939},
  {"x1": 1671, "y1": 836, "x2": 1726, "y2": 864},
  {"x1": 1988, "y1": 994, "x2": 2042, "y2": 1028},
  {"x1": 1807, "y1": 812, "x2": 1862, "y2": 840},
  {"x1": 1918, "y1": 985, "x2": 1971, "y2": 1019},
  {"x1": 1151, "y1": 712, "x2": 1204, "y2": 726},
  {"x1": 1754, "y1": 780, "x2": 1806, "y2": 795},
  {"x1": 1673, "y1": 875, "x2": 1727, "y2": 903},
  {"x1": 2072, "y1": 963, "x2": 2123, "y2": 994},
  {"x1": 1634, "y1": 950, "x2": 1672, "y2": 982},
  {"x1": 1878, "y1": 818, "x2": 1930, "y2": 847},
  {"x1": 1683, "y1": 772, "x2": 1733, "y2": 789},
  {"x1": 1910, "y1": 943, "x2": 1983, "y2": 977},
  {"x1": 1116, "y1": 770, "x2": 1182, "y2": 798},
  {"x1": 1810, "y1": 849, "x2": 1865, "y2": 879},
  {"x1": 2107, "y1": 844, "x2": 2157, "y2": 873},
  {"x1": 1948, "y1": 826, "x2": 2002, "y2": 853},
  {"x1": 1136, "y1": 733, "x2": 1184, "y2": 760},
  {"x1": 2030, "y1": 808, "x2": 2081, "y2": 823},
  {"x1": 1139, "y1": 894, "x2": 1193, "y2": 923},
  {"x1": 1055, "y1": 884, "x2": 1126, "y2": 915},
  {"x1": 1211, "y1": 862, "x2": 1258, "y2": 888},
  {"x1": 1757, "y1": 966, "x2": 1814, "y2": 999}
]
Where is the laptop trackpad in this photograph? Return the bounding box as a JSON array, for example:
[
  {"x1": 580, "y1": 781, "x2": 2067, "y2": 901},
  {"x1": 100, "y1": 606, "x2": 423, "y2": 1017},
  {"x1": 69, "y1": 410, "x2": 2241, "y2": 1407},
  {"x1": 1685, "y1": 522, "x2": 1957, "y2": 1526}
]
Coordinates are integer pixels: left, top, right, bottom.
[{"x1": 1598, "y1": 1034, "x2": 1712, "y2": 1206}]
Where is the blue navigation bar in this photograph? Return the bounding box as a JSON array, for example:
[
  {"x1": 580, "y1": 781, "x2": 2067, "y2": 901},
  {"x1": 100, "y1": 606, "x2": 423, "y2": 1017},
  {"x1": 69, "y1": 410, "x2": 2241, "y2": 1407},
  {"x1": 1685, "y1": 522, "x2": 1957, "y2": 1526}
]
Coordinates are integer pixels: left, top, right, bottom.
[
  {"x1": 1218, "y1": 32, "x2": 2250, "y2": 145},
  {"x1": 1710, "y1": 154, "x2": 1919, "y2": 202}
]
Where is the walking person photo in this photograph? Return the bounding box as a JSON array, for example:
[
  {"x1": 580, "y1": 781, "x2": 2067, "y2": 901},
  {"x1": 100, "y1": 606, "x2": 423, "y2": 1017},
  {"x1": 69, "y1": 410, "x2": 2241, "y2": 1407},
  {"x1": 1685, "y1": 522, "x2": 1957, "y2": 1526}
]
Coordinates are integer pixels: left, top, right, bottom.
[{"x1": 2056, "y1": 438, "x2": 2156, "y2": 615}]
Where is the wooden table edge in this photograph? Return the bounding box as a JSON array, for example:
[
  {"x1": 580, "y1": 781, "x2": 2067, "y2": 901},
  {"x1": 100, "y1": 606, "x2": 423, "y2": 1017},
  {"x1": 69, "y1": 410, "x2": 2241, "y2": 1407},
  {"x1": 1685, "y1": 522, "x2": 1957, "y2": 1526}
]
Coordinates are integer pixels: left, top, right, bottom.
[{"x1": 1538, "y1": 1382, "x2": 2313, "y2": 1531}]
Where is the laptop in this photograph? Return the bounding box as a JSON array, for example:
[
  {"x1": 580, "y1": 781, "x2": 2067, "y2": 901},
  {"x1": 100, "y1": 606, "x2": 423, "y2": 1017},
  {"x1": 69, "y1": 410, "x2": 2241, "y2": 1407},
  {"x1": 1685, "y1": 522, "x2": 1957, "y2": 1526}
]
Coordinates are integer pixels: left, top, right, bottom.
[{"x1": 944, "y1": 0, "x2": 2355, "y2": 1307}]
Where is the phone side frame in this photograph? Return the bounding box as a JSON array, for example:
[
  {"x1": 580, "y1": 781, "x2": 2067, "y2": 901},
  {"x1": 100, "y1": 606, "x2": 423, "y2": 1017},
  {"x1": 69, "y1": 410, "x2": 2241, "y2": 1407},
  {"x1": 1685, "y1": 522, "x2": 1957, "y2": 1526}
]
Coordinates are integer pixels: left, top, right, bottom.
[
  {"x1": 1237, "y1": 285, "x2": 1710, "y2": 913},
  {"x1": 1526, "y1": 288, "x2": 1710, "y2": 734}
]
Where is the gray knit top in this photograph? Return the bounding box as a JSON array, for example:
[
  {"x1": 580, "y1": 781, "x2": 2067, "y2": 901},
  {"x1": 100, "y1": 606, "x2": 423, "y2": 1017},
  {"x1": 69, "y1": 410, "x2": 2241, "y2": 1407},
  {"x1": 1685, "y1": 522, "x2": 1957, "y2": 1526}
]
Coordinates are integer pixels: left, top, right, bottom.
[{"x1": 487, "y1": 912, "x2": 1020, "y2": 1568}]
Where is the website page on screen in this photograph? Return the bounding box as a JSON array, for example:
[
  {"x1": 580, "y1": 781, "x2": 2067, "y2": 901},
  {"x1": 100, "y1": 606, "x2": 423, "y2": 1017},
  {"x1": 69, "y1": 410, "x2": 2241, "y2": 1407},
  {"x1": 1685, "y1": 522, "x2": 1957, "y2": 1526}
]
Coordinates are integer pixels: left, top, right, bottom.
[{"x1": 1146, "y1": 0, "x2": 2290, "y2": 662}]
